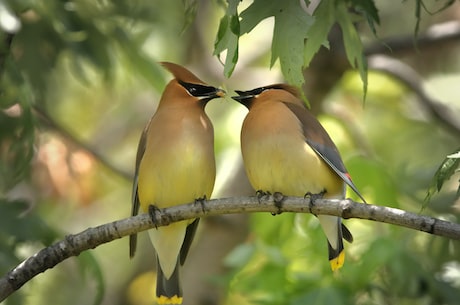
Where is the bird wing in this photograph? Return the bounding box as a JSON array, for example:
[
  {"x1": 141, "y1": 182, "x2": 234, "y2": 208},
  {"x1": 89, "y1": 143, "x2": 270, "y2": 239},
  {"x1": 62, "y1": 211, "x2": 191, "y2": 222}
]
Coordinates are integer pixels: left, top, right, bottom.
[
  {"x1": 179, "y1": 219, "x2": 200, "y2": 265},
  {"x1": 283, "y1": 102, "x2": 366, "y2": 203},
  {"x1": 129, "y1": 123, "x2": 149, "y2": 258}
]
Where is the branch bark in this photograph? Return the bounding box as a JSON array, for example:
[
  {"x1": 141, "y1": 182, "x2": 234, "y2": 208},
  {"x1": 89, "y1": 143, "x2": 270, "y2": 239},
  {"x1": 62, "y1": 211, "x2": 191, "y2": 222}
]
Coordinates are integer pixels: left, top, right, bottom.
[{"x1": 1, "y1": 196, "x2": 460, "y2": 301}]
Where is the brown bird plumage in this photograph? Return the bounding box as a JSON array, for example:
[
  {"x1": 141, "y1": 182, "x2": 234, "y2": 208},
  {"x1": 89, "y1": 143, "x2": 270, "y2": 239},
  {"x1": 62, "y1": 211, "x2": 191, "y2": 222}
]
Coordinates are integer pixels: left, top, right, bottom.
[
  {"x1": 130, "y1": 62, "x2": 225, "y2": 304},
  {"x1": 233, "y1": 84, "x2": 365, "y2": 271}
]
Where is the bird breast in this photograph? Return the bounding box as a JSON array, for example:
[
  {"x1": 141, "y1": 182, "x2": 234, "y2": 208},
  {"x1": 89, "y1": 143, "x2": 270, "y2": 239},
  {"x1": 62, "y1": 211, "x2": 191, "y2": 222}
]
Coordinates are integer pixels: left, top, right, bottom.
[
  {"x1": 241, "y1": 102, "x2": 342, "y2": 197},
  {"x1": 137, "y1": 110, "x2": 215, "y2": 210}
]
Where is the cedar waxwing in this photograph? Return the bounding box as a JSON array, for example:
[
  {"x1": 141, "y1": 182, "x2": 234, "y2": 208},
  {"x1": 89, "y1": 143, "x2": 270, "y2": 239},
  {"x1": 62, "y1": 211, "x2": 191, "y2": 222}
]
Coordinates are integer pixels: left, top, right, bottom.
[
  {"x1": 130, "y1": 62, "x2": 225, "y2": 304},
  {"x1": 232, "y1": 84, "x2": 366, "y2": 271}
]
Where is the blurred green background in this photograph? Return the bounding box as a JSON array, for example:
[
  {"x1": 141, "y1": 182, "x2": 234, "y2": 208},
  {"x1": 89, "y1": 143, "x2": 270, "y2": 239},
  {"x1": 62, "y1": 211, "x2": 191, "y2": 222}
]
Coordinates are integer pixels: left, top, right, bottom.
[{"x1": 0, "y1": 0, "x2": 459, "y2": 305}]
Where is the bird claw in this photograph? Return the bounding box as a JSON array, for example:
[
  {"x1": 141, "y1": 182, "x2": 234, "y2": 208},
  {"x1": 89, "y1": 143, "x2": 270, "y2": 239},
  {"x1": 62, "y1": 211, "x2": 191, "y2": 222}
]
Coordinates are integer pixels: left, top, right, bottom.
[
  {"x1": 304, "y1": 190, "x2": 326, "y2": 203},
  {"x1": 304, "y1": 190, "x2": 326, "y2": 213},
  {"x1": 148, "y1": 205, "x2": 161, "y2": 229},
  {"x1": 256, "y1": 190, "x2": 271, "y2": 203},
  {"x1": 194, "y1": 195, "x2": 207, "y2": 213}
]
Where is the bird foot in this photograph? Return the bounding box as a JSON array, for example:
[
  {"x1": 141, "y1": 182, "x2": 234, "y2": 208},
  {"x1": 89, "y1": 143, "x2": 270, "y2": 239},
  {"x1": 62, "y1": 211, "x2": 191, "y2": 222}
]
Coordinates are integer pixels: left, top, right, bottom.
[
  {"x1": 304, "y1": 190, "x2": 326, "y2": 203},
  {"x1": 194, "y1": 195, "x2": 207, "y2": 213},
  {"x1": 148, "y1": 205, "x2": 161, "y2": 229},
  {"x1": 304, "y1": 190, "x2": 326, "y2": 214},
  {"x1": 256, "y1": 190, "x2": 271, "y2": 203},
  {"x1": 271, "y1": 191, "x2": 285, "y2": 215}
]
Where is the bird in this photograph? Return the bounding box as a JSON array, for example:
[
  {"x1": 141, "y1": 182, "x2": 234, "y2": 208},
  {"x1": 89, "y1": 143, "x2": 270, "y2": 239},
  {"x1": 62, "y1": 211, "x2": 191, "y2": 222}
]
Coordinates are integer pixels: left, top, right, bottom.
[
  {"x1": 130, "y1": 62, "x2": 225, "y2": 304},
  {"x1": 232, "y1": 84, "x2": 366, "y2": 271}
]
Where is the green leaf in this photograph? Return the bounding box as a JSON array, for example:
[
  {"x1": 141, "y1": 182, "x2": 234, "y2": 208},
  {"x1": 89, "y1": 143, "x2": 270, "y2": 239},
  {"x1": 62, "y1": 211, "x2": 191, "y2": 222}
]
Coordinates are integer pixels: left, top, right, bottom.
[
  {"x1": 240, "y1": 0, "x2": 313, "y2": 91},
  {"x1": 305, "y1": 1, "x2": 368, "y2": 99},
  {"x1": 271, "y1": 0, "x2": 314, "y2": 89},
  {"x1": 237, "y1": 0, "x2": 371, "y2": 98},
  {"x1": 349, "y1": 0, "x2": 380, "y2": 36},
  {"x1": 213, "y1": 0, "x2": 240, "y2": 77},
  {"x1": 424, "y1": 149, "x2": 460, "y2": 205},
  {"x1": 304, "y1": 0, "x2": 335, "y2": 67},
  {"x1": 336, "y1": 1, "x2": 368, "y2": 99},
  {"x1": 239, "y1": 0, "x2": 278, "y2": 34}
]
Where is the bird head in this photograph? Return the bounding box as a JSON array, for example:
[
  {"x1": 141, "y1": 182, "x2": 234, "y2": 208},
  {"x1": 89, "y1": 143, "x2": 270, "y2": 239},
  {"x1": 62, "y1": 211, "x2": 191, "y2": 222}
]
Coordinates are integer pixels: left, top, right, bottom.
[
  {"x1": 232, "y1": 84, "x2": 301, "y2": 109},
  {"x1": 160, "y1": 62, "x2": 226, "y2": 103}
]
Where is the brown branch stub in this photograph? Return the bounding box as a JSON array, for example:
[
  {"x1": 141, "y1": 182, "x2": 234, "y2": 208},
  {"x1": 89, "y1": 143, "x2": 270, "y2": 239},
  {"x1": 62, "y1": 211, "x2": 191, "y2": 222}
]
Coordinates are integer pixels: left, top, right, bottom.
[{"x1": 1, "y1": 196, "x2": 460, "y2": 301}]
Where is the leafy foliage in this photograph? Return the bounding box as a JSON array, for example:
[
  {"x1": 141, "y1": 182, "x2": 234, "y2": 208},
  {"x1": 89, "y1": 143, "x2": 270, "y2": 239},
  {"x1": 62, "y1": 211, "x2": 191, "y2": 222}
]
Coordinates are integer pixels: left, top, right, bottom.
[
  {"x1": 0, "y1": 93, "x2": 34, "y2": 193},
  {"x1": 214, "y1": 0, "x2": 240, "y2": 77},
  {"x1": 241, "y1": 0, "x2": 314, "y2": 90},
  {"x1": 214, "y1": 0, "x2": 382, "y2": 98},
  {"x1": 0, "y1": 0, "x2": 167, "y2": 192},
  {"x1": 1, "y1": 0, "x2": 459, "y2": 305}
]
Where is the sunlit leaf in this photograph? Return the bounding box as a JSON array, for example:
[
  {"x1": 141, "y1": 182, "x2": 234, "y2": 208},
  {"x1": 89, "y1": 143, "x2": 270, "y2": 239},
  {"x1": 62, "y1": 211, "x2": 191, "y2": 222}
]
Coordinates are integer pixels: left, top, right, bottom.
[
  {"x1": 271, "y1": 0, "x2": 314, "y2": 90},
  {"x1": 424, "y1": 149, "x2": 460, "y2": 205},
  {"x1": 213, "y1": 0, "x2": 240, "y2": 77},
  {"x1": 240, "y1": 0, "x2": 313, "y2": 95},
  {"x1": 239, "y1": 0, "x2": 277, "y2": 34}
]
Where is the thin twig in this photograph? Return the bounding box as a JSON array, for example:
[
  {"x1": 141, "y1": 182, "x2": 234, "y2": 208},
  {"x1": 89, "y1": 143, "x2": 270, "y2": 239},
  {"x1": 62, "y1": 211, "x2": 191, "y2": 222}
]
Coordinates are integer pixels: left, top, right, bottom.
[
  {"x1": 364, "y1": 20, "x2": 460, "y2": 56},
  {"x1": 1, "y1": 196, "x2": 459, "y2": 301},
  {"x1": 368, "y1": 55, "x2": 460, "y2": 134}
]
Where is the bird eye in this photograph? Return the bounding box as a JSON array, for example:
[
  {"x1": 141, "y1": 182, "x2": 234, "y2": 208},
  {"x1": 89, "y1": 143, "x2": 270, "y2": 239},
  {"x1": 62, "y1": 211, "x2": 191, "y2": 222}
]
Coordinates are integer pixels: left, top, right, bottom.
[{"x1": 179, "y1": 81, "x2": 218, "y2": 98}]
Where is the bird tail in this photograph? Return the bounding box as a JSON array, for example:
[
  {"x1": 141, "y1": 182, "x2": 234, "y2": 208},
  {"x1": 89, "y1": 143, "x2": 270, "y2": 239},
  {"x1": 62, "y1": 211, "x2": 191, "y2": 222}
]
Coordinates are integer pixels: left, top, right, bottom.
[
  {"x1": 317, "y1": 215, "x2": 352, "y2": 271},
  {"x1": 327, "y1": 237, "x2": 345, "y2": 271},
  {"x1": 156, "y1": 258, "x2": 183, "y2": 305}
]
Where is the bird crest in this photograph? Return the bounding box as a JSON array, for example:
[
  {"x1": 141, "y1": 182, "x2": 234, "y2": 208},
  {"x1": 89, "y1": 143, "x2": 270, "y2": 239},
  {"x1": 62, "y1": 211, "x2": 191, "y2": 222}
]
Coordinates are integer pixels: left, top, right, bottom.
[{"x1": 160, "y1": 62, "x2": 206, "y2": 85}]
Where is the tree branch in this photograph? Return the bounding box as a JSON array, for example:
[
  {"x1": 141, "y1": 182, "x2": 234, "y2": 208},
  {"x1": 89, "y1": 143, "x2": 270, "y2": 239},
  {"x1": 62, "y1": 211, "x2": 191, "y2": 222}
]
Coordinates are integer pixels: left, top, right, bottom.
[{"x1": 1, "y1": 196, "x2": 459, "y2": 301}]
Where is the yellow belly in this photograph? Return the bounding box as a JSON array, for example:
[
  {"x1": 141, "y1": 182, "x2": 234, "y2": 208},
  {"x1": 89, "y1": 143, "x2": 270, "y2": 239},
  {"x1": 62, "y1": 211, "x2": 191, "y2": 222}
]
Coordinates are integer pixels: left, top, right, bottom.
[
  {"x1": 243, "y1": 136, "x2": 341, "y2": 197},
  {"x1": 241, "y1": 104, "x2": 343, "y2": 198},
  {"x1": 137, "y1": 122, "x2": 215, "y2": 211}
]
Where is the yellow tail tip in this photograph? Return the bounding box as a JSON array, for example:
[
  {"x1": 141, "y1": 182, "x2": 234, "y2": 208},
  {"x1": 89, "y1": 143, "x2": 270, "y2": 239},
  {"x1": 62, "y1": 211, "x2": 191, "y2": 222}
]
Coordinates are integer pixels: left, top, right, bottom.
[
  {"x1": 156, "y1": 295, "x2": 183, "y2": 304},
  {"x1": 330, "y1": 250, "x2": 345, "y2": 271}
]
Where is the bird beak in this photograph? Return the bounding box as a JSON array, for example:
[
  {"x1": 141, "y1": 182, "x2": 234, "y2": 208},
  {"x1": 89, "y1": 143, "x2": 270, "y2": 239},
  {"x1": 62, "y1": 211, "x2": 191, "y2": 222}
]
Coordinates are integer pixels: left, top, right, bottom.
[
  {"x1": 215, "y1": 88, "x2": 226, "y2": 98},
  {"x1": 198, "y1": 87, "x2": 226, "y2": 101},
  {"x1": 231, "y1": 90, "x2": 254, "y2": 102}
]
